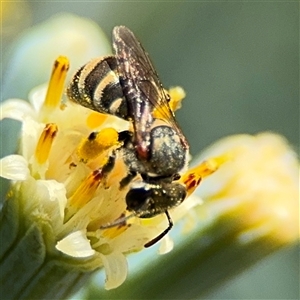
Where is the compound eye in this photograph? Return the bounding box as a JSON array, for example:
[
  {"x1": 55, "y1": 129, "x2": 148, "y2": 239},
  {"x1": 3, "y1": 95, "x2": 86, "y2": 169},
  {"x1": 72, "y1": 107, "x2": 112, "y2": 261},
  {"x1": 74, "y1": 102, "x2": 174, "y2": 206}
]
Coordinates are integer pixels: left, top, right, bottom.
[
  {"x1": 164, "y1": 183, "x2": 187, "y2": 206},
  {"x1": 126, "y1": 188, "x2": 152, "y2": 212},
  {"x1": 177, "y1": 183, "x2": 187, "y2": 201}
]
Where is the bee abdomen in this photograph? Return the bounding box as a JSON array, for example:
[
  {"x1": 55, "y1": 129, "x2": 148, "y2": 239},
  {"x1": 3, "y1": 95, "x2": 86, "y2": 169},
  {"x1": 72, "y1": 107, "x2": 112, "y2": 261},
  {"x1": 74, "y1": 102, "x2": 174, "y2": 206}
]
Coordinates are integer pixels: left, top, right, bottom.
[{"x1": 67, "y1": 56, "x2": 128, "y2": 119}]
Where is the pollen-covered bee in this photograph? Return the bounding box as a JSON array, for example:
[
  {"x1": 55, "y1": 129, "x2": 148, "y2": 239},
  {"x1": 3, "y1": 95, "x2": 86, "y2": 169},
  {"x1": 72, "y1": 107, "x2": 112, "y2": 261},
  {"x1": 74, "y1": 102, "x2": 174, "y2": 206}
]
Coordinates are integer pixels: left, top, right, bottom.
[{"x1": 67, "y1": 26, "x2": 189, "y2": 247}]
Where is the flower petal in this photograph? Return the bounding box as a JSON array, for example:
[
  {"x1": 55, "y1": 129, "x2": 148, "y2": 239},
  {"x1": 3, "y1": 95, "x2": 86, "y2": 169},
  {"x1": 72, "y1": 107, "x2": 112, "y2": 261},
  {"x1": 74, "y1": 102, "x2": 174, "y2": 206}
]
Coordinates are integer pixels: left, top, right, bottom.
[
  {"x1": 20, "y1": 118, "x2": 44, "y2": 162},
  {"x1": 36, "y1": 180, "x2": 67, "y2": 219},
  {"x1": 0, "y1": 155, "x2": 29, "y2": 180},
  {"x1": 100, "y1": 251, "x2": 128, "y2": 290},
  {"x1": 0, "y1": 99, "x2": 36, "y2": 121},
  {"x1": 28, "y1": 84, "x2": 47, "y2": 113},
  {"x1": 171, "y1": 194, "x2": 203, "y2": 222},
  {"x1": 56, "y1": 230, "x2": 95, "y2": 258},
  {"x1": 109, "y1": 224, "x2": 153, "y2": 253},
  {"x1": 158, "y1": 234, "x2": 174, "y2": 254}
]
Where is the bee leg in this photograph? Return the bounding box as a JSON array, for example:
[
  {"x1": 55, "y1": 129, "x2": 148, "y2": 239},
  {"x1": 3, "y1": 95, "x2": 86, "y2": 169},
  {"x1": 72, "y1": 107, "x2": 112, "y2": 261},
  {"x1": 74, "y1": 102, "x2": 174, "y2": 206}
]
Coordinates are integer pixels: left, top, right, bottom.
[
  {"x1": 118, "y1": 130, "x2": 133, "y2": 146},
  {"x1": 117, "y1": 131, "x2": 137, "y2": 189},
  {"x1": 144, "y1": 211, "x2": 173, "y2": 248},
  {"x1": 102, "y1": 152, "x2": 116, "y2": 174},
  {"x1": 119, "y1": 171, "x2": 137, "y2": 190},
  {"x1": 101, "y1": 151, "x2": 117, "y2": 188}
]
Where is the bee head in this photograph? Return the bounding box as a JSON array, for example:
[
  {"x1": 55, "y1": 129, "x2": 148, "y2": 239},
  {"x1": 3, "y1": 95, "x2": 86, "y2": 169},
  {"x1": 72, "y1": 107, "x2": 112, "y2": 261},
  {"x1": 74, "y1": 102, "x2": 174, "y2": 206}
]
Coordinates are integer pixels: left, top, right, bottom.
[{"x1": 125, "y1": 181, "x2": 187, "y2": 218}]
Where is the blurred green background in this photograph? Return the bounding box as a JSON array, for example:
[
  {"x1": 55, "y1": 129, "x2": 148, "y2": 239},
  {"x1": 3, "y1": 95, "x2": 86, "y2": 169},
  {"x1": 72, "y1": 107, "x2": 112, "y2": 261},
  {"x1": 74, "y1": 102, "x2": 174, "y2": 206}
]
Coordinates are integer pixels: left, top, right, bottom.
[{"x1": 1, "y1": 2, "x2": 299, "y2": 299}]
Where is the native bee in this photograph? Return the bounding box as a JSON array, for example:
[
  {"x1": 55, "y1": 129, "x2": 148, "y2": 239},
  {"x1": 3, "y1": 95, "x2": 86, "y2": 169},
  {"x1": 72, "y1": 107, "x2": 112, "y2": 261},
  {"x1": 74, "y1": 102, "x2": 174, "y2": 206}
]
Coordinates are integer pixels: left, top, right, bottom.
[{"x1": 67, "y1": 26, "x2": 189, "y2": 247}]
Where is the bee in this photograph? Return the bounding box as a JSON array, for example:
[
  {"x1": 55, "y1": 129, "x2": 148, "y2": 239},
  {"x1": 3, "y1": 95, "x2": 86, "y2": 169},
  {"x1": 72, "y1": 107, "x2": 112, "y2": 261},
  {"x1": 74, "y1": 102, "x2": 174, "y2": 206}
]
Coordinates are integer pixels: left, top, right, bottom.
[{"x1": 67, "y1": 26, "x2": 189, "y2": 247}]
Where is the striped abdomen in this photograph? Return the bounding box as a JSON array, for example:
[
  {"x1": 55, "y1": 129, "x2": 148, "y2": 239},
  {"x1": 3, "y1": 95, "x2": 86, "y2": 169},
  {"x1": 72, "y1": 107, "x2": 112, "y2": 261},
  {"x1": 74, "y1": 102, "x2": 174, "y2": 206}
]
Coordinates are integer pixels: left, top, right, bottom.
[{"x1": 67, "y1": 56, "x2": 128, "y2": 120}]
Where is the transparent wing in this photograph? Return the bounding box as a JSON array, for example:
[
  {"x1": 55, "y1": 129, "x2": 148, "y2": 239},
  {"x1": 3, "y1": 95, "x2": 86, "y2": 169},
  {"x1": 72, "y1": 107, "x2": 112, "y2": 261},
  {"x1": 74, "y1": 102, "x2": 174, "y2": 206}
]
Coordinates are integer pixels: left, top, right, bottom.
[{"x1": 112, "y1": 26, "x2": 188, "y2": 157}]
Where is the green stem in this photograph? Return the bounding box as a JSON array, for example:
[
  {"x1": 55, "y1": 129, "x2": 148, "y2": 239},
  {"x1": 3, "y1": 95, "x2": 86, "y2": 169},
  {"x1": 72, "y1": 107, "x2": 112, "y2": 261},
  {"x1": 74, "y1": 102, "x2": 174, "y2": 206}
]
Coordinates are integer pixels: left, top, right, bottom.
[{"x1": 0, "y1": 195, "x2": 97, "y2": 300}]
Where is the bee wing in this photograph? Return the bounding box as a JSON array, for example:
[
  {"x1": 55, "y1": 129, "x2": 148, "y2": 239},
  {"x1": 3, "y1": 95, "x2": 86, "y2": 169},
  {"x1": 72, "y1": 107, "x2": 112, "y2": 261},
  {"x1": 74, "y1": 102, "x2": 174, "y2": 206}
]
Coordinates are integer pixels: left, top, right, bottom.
[{"x1": 112, "y1": 26, "x2": 188, "y2": 158}]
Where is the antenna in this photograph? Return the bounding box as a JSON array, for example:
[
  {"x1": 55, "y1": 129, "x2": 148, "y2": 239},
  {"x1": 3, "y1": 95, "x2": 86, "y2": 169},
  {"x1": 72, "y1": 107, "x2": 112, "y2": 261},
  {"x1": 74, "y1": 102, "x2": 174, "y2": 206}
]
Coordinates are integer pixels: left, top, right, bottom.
[
  {"x1": 100, "y1": 210, "x2": 174, "y2": 248},
  {"x1": 100, "y1": 212, "x2": 136, "y2": 229},
  {"x1": 144, "y1": 211, "x2": 173, "y2": 248}
]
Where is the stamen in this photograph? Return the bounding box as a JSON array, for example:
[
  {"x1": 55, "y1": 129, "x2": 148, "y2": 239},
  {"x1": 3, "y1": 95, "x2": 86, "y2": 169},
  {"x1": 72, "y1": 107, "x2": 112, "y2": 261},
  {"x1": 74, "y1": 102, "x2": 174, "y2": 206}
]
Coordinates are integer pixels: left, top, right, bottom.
[
  {"x1": 43, "y1": 56, "x2": 69, "y2": 108},
  {"x1": 77, "y1": 128, "x2": 119, "y2": 162},
  {"x1": 102, "y1": 225, "x2": 128, "y2": 239},
  {"x1": 86, "y1": 111, "x2": 108, "y2": 129},
  {"x1": 168, "y1": 86, "x2": 186, "y2": 112},
  {"x1": 35, "y1": 123, "x2": 58, "y2": 164},
  {"x1": 100, "y1": 213, "x2": 135, "y2": 229},
  {"x1": 181, "y1": 154, "x2": 229, "y2": 196},
  {"x1": 68, "y1": 170, "x2": 103, "y2": 210},
  {"x1": 153, "y1": 86, "x2": 185, "y2": 119}
]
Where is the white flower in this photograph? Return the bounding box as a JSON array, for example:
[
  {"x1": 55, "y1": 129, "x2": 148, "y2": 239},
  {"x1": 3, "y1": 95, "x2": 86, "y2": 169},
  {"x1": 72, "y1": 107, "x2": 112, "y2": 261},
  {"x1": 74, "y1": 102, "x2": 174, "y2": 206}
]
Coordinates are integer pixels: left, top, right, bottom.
[
  {"x1": 194, "y1": 132, "x2": 299, "y2": 244},
  {"x1": 1, "y1": 56, "x2": 213, "y2": 289},
  {"x1": 2, "y1": 14, "x2": 298, "y2": 299}
]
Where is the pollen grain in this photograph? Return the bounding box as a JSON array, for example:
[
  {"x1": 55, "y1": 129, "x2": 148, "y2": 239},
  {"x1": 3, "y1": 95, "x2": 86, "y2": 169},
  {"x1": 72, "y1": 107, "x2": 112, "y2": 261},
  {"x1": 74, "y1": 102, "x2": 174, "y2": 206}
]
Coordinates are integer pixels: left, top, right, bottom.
[{"x1": 77, "y1": 128, "x2": 119, "y2": 162}]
